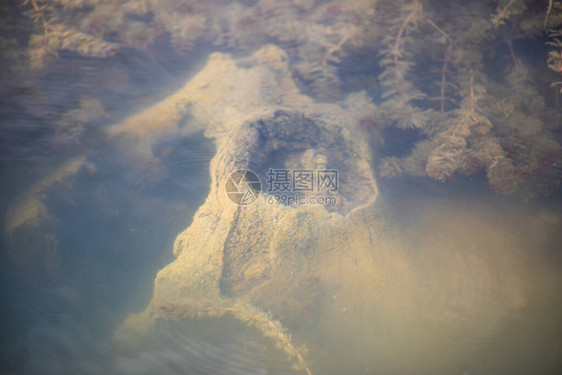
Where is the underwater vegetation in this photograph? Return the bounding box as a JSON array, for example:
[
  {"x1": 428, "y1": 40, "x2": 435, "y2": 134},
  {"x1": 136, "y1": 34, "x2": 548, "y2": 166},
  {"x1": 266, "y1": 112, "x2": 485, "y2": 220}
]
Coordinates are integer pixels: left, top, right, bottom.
[
  {"x1": 373, "y1": 0, "x2": 562, "y2": 197},
  {"x1": 2, "y1": 0, "x2": 561, "y2": 196}
]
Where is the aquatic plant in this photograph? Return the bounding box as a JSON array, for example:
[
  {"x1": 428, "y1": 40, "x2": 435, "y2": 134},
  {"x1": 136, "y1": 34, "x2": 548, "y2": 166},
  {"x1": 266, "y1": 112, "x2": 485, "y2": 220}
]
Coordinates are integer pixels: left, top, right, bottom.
[
  {"x1": 374, "y1": 0, "x2": 562, "y2": 196},
  {"x1": 22, "y1": 0, "x2": 120, "y2": 69},
  {"x1": 16, "y1": 0, "x2": 561, "y2": 196}
]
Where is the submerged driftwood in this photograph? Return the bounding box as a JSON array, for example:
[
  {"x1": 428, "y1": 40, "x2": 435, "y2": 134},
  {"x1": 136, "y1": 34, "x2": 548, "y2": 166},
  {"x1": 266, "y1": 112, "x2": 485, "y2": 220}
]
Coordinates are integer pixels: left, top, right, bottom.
[{"x1": 112, "y1": 45, "x2": 379, "y2": 374}]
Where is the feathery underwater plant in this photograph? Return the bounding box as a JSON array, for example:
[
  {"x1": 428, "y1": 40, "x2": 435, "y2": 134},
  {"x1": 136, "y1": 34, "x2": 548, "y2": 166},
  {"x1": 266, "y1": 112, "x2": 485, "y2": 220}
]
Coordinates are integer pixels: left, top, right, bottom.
[{"x1": 375, "y1": 0, "x2": 562, "y2": 196}]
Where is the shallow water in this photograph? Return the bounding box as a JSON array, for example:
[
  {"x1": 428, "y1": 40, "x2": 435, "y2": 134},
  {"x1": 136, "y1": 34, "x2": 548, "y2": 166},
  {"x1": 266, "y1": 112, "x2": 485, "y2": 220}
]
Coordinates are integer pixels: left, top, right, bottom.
[{"x1": 1, "y1": 1, "x2": 562, "y2": 374}]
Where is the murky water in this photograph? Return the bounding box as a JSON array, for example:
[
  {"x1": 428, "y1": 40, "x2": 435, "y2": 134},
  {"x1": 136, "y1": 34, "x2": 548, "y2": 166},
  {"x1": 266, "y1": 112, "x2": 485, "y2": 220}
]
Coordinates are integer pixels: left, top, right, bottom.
[{"x1": 1, "y1": 1, "x2": 562, "y2": 374}]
